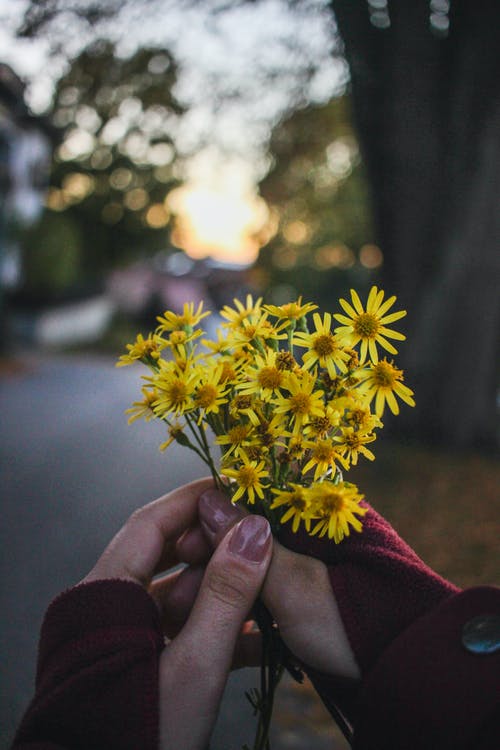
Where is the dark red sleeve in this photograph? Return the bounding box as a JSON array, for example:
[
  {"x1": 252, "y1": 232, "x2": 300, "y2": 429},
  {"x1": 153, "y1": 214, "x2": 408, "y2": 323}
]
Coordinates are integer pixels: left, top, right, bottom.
[
  {"x1": 277, "y1": 505, "x2": 500, "y2": 748},
  {"x1": 352, "y1": 585, "x2": 500, "y2": 750},
  {"x1": 12, "y1": 580, "x2": 165, "y2": 750}
]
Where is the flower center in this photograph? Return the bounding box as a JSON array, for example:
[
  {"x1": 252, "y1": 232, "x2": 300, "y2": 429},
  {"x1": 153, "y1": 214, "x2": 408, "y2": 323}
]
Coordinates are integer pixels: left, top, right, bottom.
[
  {"x1": 232, "y1": 395, "x2": 252, "y2": 410},
  {"x1": 169, "y1": 331, "x2": 187, "y2": 345},
  {"x1": 228, "y1": 425, "x2": 252, "y2": 444},
  {"x1": 344, "y1": 433, "x2": 361, "y2": 448},
  {"x1": 195, "y1": 384, "x2": 218, "y2": 408},
  {"x1": 276, "y1": 351, "x2": 296, "y2": 371},
  {"x1": 310, "y1": 415, "x2": 337, "y2": 435},
  {"x1": 258, "y1": 367, "x2": 283, "y2": 390},
  {"x1": 324, "y1": 493, "x2": 344, "y2": 513},
  {"x1": 289, "y1": 393, "x2": 312, "y2": 415},
  {"x1": 289, "y1": 493, "x2": 307, "y2": 510},
  {"x1": 353, "y1": 313, "x2": 379, "y2": 338},
  {"x1": 313, "y1": 334, "x2": 336, "y2": 357},
  {"x1": 373, "y1": 360, "x2": 401, "y2": 388},
  {"x1": 242, "y1": 324, "x2": 258, "y2": 339},
  {"x1": 313, "y1": 442, "x2": 335, "y2": 461},
  {"x1": 237, "y1": 465, "x2": 259, "y2": 488},
  {"x1": 220, "y1": 362, "x2": 237, "y2": 382},
  {"x1": 165, "y1": 380, "x2": 188, "y2": 405}
]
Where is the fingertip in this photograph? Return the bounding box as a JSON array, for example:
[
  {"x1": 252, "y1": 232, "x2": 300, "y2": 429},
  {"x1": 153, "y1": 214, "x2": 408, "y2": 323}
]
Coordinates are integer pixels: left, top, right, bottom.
[
  {"x1": 198, "y1": 488, "x2": 243, "y2": 545},
  {"x1": 227, "y1": 515, "x2": 272, "y2": 565}
]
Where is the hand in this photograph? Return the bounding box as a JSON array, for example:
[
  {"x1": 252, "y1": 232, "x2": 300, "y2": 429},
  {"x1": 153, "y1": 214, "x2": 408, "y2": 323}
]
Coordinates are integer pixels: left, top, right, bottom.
[
  {"x1": 83, "y1": 478, "x2": 273, "y2": 750},
  {"x1": 192, "y1": 487, "x2": 361, "y2": 681}
]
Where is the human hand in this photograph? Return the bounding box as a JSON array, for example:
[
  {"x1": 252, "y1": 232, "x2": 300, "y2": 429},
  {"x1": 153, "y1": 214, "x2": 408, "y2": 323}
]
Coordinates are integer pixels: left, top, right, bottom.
[
  {"x1": 184, "y1": 486, "x2": 360, "y2": 681},
  {"x1": 83, "y1": 478, "x2": 273, "y2": 750}
]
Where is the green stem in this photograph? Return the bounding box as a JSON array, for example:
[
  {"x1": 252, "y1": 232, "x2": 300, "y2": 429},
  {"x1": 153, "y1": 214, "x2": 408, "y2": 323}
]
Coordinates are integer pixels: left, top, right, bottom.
[{"x1": 197, "y1": 419, "x2": 222, "y2": 488}]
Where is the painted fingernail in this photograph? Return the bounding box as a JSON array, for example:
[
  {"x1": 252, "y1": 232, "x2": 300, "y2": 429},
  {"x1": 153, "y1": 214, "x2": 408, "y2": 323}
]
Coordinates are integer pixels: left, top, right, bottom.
[
  {"x1": 228, "y1": 516, "x2": 271, "y2": 563},
  {"x1": 199, "y1": 489, "x2": 241, "y2": 536}
]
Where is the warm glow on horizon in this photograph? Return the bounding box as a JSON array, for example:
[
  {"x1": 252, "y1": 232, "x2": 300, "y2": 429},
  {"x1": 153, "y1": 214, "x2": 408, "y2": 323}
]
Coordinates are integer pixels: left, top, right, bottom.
[{"x1": 166, "y1": 184, "x2": 271, "y2": 265}]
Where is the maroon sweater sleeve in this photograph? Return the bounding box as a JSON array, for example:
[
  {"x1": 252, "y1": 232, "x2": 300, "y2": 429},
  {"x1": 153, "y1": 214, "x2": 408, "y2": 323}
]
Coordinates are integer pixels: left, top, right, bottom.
[
  {"x1": 277, "y1": 505, "x2": 500, "y2": 748},
  {"x1": 353, "y1": 585, "x2": 500, "y2": 750},
  {"x1": 12, "y1": 580, "x2": 165, "y2": 750}
]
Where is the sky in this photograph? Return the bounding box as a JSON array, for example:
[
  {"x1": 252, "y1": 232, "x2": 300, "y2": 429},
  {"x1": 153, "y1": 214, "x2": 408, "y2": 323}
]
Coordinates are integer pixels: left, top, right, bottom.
[{"x1": 0, "y1": 0, "x2": 346, "y2": 263}]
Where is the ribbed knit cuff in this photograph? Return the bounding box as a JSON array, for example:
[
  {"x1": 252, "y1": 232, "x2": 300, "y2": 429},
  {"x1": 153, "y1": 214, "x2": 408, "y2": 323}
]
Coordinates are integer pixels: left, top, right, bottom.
[
  {"x1": 277, "y1": 504, "x2": 459, "y2": 673},
  {"x1": 37, "y1": 579, "x2": 164, "y2": 683}
]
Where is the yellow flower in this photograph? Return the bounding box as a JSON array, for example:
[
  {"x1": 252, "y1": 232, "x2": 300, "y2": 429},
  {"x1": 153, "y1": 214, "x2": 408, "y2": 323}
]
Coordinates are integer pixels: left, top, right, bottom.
[
  {"x1": 230, "y1": 314, "x2": 287, "y2": 351},
  {"x1": 294, "y1": 312, "x2": 350, "y2": 378},
  {"x1": 270, "y1": 484, "x2": 312, "y2": 532},
  {"x1": 334, "y1": 286, "x2": 407, "y2": 364},
  {"x1": 264, "y1": 297, "x2": 318, "y2": 321},
  {"x1": 237, "y1": 349, "x2": 287, "y2": 400},
  {"x1": 358, "y1": 359, "x2": 415, "y2": 416},
  {"x1": 254, "y1": 413, "x2": 286, "y2": 451},
  {"x1": 308, "y1": 481, "x2": 367, "y2": 543},
  {"x1": 220, "y1": 294, "x2": 263, "y2": 328},
  {"x1": 275, "y1": 350, "x2": 298, "y2": 372},
  {"x1": 125, "y1": 387, "x2": 158, "y2": 424},
  {"x1": 116, "y1": 332, "x2": 165, "y2": 367},
  {"x1": 273, "y1": 370, "x2": 325, "y2": 434},
  {"x1": 279, "y1": 434, "x2": 307, "y2": 462},
  {"x1": 216, "y1": 422, "x2": 255, "y2": 458},
  {"x1": 152, "y1": 362, "x2": 198, "y2": 417},
  {"x1": 302, "y1": 438, "x2": 344, "y2": 480},
  {"x1": 333, "y1": 427, "x2": 376, "y2": 466},
  {"x1": 156, "y1": 301, "x2": 210, "y2": 332},
  {"x1": 229, "y1": 394, "x2": 262, "y2": 426},
  {"x1": 159, "y1": 422, "x2": 185, "y2": 452},
  {"x1": 202, "y1": 327, "x2": 232, "y2": 355},
  {"x1": 343, "y1": 401, "x2": 382, "y2": 432},
  {"x1": 194, "y1": 364, "x2": 230, "y2": 419},
  {"x1": 222, "y1": 452, "x2": 269, "y2": 504},
  {"x1": 303, "y1": 403, "x2": 341, "y2": 438},
  {"x1": 163, "y1": 328, "x2": 203, "y2": 360}
]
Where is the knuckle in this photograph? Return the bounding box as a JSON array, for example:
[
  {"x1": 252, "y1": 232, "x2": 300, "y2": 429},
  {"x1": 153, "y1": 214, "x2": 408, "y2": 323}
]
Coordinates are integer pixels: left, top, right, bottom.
[
  {"x1": 204, "y1": 566, "x2": 250, "y2": 610},
  {"x1": 127, "y1": 507, "x2": 147, "y2": 526}
]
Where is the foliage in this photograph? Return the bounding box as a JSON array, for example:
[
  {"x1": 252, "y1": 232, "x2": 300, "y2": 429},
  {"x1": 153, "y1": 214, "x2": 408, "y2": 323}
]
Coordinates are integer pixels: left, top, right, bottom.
[
  {"x1": 256, "y1": 95, "x2": 377, "y2": 308},
  {"x1": 23, "y1": 40, "x2": 184, "y2": 296},
  {"x1": 21, "y1": 210, "x2": 83, "y2": 297}
]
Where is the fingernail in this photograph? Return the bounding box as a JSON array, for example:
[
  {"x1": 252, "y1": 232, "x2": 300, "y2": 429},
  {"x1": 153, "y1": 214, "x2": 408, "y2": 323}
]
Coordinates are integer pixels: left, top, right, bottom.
[
  {"x1": 199, "y1": 489, "x2": 241, "y2": 538},
  {"x1": 228, "y1": 516, "x2": 271, "y2": 563}
]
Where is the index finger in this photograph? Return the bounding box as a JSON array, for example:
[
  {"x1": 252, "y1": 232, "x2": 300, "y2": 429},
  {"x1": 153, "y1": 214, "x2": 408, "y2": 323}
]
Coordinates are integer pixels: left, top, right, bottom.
[{"x1": 84, "y1": 477, "x2": 215, "y2": 586}]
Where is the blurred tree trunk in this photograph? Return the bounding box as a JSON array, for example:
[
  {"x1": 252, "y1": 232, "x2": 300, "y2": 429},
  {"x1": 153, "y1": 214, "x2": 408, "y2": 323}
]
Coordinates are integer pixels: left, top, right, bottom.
[{"x1": 330, "y1": 0, "x2": 500, "y2": 447}]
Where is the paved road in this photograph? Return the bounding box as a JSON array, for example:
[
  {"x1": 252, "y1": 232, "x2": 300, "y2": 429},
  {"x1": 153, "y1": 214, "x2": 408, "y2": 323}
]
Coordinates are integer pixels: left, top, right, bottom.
[{"x1": 0, "y1": 353, "x2": 262, "y2": 749}]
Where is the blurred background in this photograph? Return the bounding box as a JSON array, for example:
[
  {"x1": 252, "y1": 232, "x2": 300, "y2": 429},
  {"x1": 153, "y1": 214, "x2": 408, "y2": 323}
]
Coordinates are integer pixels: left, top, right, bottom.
[{"x1": 1, "y1": 1, "x2": 499, "y2": 748}]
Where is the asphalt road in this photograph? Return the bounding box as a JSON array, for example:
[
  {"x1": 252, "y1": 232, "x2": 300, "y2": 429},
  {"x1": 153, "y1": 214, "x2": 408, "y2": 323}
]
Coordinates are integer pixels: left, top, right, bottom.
[{"x1": 0, "y1": 353, "x2": 261, "y2": 749}]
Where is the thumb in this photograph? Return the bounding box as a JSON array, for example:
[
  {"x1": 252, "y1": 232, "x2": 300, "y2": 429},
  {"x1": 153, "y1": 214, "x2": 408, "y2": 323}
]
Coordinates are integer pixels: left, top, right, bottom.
[{"x1": 159, "y1": 515, "x2": 272, "y2": 750}]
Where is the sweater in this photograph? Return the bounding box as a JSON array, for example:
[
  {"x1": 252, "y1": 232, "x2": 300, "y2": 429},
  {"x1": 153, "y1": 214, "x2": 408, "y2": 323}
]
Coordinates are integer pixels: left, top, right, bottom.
[{"x1": 12, "y1": 506, "x2": 500, "y2": 749}]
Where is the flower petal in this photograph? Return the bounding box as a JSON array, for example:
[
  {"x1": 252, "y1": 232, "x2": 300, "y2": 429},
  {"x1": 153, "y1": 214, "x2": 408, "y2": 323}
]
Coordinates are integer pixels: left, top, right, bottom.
[
  {"x1": 376, "y1": 334, "x2": 398, "y2": 354},
  {"x1": 339, "y1": 297, "x2": 358, "y2": 318},
  {"x1": 375, "y1": 294, "x2": 397, "y2": 317},
  {"x1": 379, "y1": 327, "x2": 406, "y2": 341},
  {"x1": 379, "y1": 309, "x2": 407, "y2": 325},
  {"x1": 350, "y1": 289, "x2": 365, "y2": 315}
]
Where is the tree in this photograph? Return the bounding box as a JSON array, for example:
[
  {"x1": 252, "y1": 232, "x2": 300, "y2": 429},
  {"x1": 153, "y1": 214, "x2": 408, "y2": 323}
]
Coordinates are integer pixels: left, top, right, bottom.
[
  {"x1": 329, "y1": 0, "x2": 500, "y2": 448},
  {"x1": 21, "y1": 40, "x2": 183, "y2": 299},
  {"x1": 256, "y1": 95, "x2": 377, "y2": 309}
]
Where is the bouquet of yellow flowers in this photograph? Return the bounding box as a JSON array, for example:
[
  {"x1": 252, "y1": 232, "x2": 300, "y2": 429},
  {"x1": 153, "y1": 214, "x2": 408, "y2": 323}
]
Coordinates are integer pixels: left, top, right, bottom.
[{"x1": 117, "y1": 287, "x2": 415, "y2": 748}]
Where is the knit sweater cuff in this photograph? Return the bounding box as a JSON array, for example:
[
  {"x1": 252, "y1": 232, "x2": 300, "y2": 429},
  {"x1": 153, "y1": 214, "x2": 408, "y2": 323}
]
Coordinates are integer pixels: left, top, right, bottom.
[
  {"x1": 278, "y1": 503, "x2": 459, "y2": 673},
  {"x1": 36, "y1": 579, "x2": 164, "y2": 683},
  {"x1": 14, "y1": 580, "x2": 164, "y2": 750}
]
